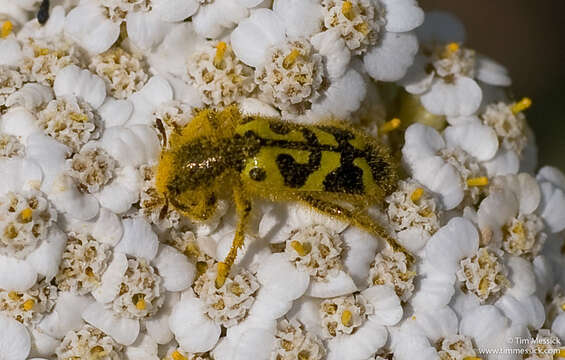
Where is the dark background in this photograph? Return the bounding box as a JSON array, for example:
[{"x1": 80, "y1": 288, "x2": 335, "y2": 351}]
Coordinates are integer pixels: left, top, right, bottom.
[{"x1": 420, "y1": 0, "x2": 565, "y2": 172}]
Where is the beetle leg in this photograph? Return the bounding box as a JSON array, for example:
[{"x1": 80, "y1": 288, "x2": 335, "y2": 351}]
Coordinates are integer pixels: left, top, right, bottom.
[
  {"x1": 298, "y1": 194, "x2": 414, "y2": 264},
  {"x1": 216, "y1": 188, "x2": 252, "y2": 288}
]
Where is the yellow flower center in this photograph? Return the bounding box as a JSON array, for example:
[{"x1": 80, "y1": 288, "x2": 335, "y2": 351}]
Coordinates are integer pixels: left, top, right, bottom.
[
  {"x1": 20, "y1": 208, "x2": 33, "y2": 223},
  {"x1": 172, "y1": 350, "x2": 188, "y2": 360},
  {"x1": 379, "y1": 118, "x2": 401, "y2": 134},
  {"x1": 341, "y1": 1, "x2": 354, "y2": 21},
  {"x1": 444, "y1": 42, "x2": 460, "y2": 56},
  {"x1": 511, "y1": 97, "x2": 532, "y2": 114},
  {"x1": 22, "y1": 299, "x2": 35, "y2": 311},
  {"x1": 467, "y1": 177, "x2": 489, "y2": 187},
  {"x1": 341, "y1": 309, "x2": 353, "y2": 326},
  {"x1": 69, "y1": 112, "x2": 88, "y2": 123},
  {"x1": 410, "y1": 187, "x2": 424, "y2": 203},
  {"x1": 135, "y1": 298, "x2": 146, "y2": 310},
  {"x1": 282, "y1": 49, "x2": 301, "y2": 69},
  {"x1": 214, "y1": 41, "x2": 227, "y2": 69},
  {"x1": 290, "y1": 240, "x2": 312, "y2": 256},
  {"x1": 1, "y1": 21, "x2": 13, "y2": 38}
]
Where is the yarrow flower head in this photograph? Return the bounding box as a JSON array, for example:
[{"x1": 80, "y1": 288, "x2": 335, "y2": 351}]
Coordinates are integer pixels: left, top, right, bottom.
[
  {"x1": 270, "y1": 318, "x2": 326, "y2": 360},
  {"x1": 193, "y1": 266, "x2": 260, "y2": 328},
  {"x1": 0, "y1": 190, "x2": 57, "y2": 259},
  {"x1": 187, "y1": 41, "x2": 255, "y2": 107},
  {"x1": 284, "y1": 223, "x2": 344, "y2": 280},
  {"x1": 56, "y1": 324, "x2": 123, "y2": 359}
]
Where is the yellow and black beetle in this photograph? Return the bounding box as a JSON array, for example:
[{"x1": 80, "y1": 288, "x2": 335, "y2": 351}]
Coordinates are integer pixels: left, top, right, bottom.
[{"x1": 156, "y1": 106, "x2": 410, "y2": 287}]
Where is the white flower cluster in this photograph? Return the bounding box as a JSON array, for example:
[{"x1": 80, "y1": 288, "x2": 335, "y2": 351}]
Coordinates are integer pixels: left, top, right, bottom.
[{"x1": 0, "y1": 2, "x2": 564, "y2": 360}]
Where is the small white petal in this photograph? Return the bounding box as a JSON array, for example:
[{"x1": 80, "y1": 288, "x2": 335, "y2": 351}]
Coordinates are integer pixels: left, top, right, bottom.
[
  {"x1": 402, "y1": 123, "x2": 445, "y2": 163},
  {"x1": 154, "y1": 245, "x2": 195, "y2": 292},
  {"x1": 38, "y1": 292, "x2": 93, "y2": 339},
  {"x1": 27, "y1": 227, "x2": 67, "y2": 281},
  {"x1": 92, "y1": 208, "x2": 123, "y2": 246},
  {"x1": 98, "y1": 98, "x2": 133, "y2": 128},
  {"x1": 477, "y1": 190, "x2": 518, "y2": 246},
  {"x1": 226, "y1": 324, "x2": 277, "y2": 360},
  {"x1": 342, "y1": 226, "x2": 378, "y2": 288},
  {"x1": 25, "y1": 133, "x2": 68, "y2": 190},
  {"x1": 538, "y1": 182, "x2": 565, "y2": 233},
  {"x1": 363, "y1": 285, "x2": 403, "y2": 326},
  {"x1": 126, "y1": 11, "x2": 172, "y2": 50},
  {"x1": 495, "y1": 295, "x2": 544, "y2": 329},
  {"x1": 425, "y1": 218, "x2": 479, "y2": 274},
  {"x1": 0, "y1": 108, "x2": 40, "y2": 142},
  {"x1": 410, "y1": 267, "x2": 456, "y2": 311},
  {"x1": 239, "y1": 98, "x2": 280, "y2": 118},
  {"x1": 381, "y1": 0, "x2": 424, "y2": 32},
  {"x1": 48, "y1": 175, "x2": 100, "y2": 220},
  {"x1": 537, "y1": 166, "x2": 565, "y2": 189},
  {"x1": 273, "y1": 0, "x2": 323, "y2": 38},
  {"x1": 413, "y1": 307, "x2": 458, "y2": 342},
  {"x1": 0, "y1": 254, "x2": 37, "y2": 291},
  {"x1": 506, "y1": 256, "x2": 536, "y2": 299},
  {"x1": 552, "y1": 313, "x2": 565, "y2": 342},
  {"x1": 0, "y1": 158, "x2": 42, "y2": 196},
  {"x1": 116, "y1": 217, "x2": 159, "y2": 261},
  {"x1": 192, "y1": 0, "x2": 249, "y2": 39},
  {"x1": 0, "y1": 36, "x2": 23, "y2": 66},
  {"x1": 92, "y1": 252, "x2": 129, "y2": 304},
  {"x1": 327, "y1": 321, "x2": 387, "y2": 360},
  {"x1": 82, "y1": 302, "x2": 140, "y2": 345},
  {"x1": 256, "y1": 253, "x2": 310, "y2": 300},
  {"x1": 151, "y1": 0, "x2": 199, "y2": 22},
  {"x1": 400, "y1": 54, "x2": 434, "y2": 95},
  {"x1": 306, "y1": 270, "x2": 358, "y2": 298},
  {"x1": 54, "y1": 65, "x2": 106, "y2": 109},
  {"x1": 516, "y1": 173, "x2": 541, "y2": 214},
  {"x1": 6, "y1": 83, "x2": 53, "y2": 110},
  {"x1": 476, "y1": 56, "x2": 512, "y2": 87},
  {"x1": 64, "y1": 4, "x2": 120, "y2": 54},
  {"x1": 484, "y1": 149, "x2": 520, "y2": 177},
  {"x1": 407, "y1": 155, "x2": 463, "y2": 210},
  {"x1": 393, "y1": 329, "x2": 437, "y2": 360},
  {"x1": 230, "y1": 8, "x2": 286, "y2": 68},
  {"x1": 145, "y1": 293, "x2": 179, "y2": 345},
  {"x1": 421, "y1": 77, "x2": 482, "y2": 116},
  {"x1": 128, "y1": 76, "x2": 173, "y2": 126},
  {"x1": 94, "y1": 168, "x2": 140, "y2": 214},
  {"x1": 0, "y1": 313, "x2": 31, "y2": 360},
  {"x1": 124, "y1": 333, "x2": 159, "y2": 360},
  {"x1": 29, "y1": 327, "x2": 60, "y2": 358},
  {"x1": 170, "y1": 296, "x2": 221, "y2": 353},
  {"x1": 363, "y1": 31, "x2": 419, "y2": 82},
  {"x1": 310, "y1": 29, "x2": 350, "y2": 79},
  {"x1": 308, "y1": 68, "x2": 366, "y2": 121},
  {"x1": 444, "y1": 123, "x2": 499, "y2": 161},
  {"x1": 248, "y1": 287, "x2": 293, "y2": 321},
  {"x1": 459, "y1": 305, "x2": 509, "y2": 348},
  {"x1": 98, "y1": 124, "x2": 160, "y2": 166}
]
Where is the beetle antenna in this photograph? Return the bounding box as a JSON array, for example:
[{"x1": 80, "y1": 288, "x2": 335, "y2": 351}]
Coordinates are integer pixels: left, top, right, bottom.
[{"x1": 37, "y1": 0, "x2": 50, "y2": 25}]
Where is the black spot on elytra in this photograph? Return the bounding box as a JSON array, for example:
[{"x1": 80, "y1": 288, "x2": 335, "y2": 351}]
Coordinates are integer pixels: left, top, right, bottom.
[
  {"x1": 323, "y1": 163, "x2": 364, "y2": 194},
  {"x1": 276, "y1": 151, "x2": 321, "y2": 188}
]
